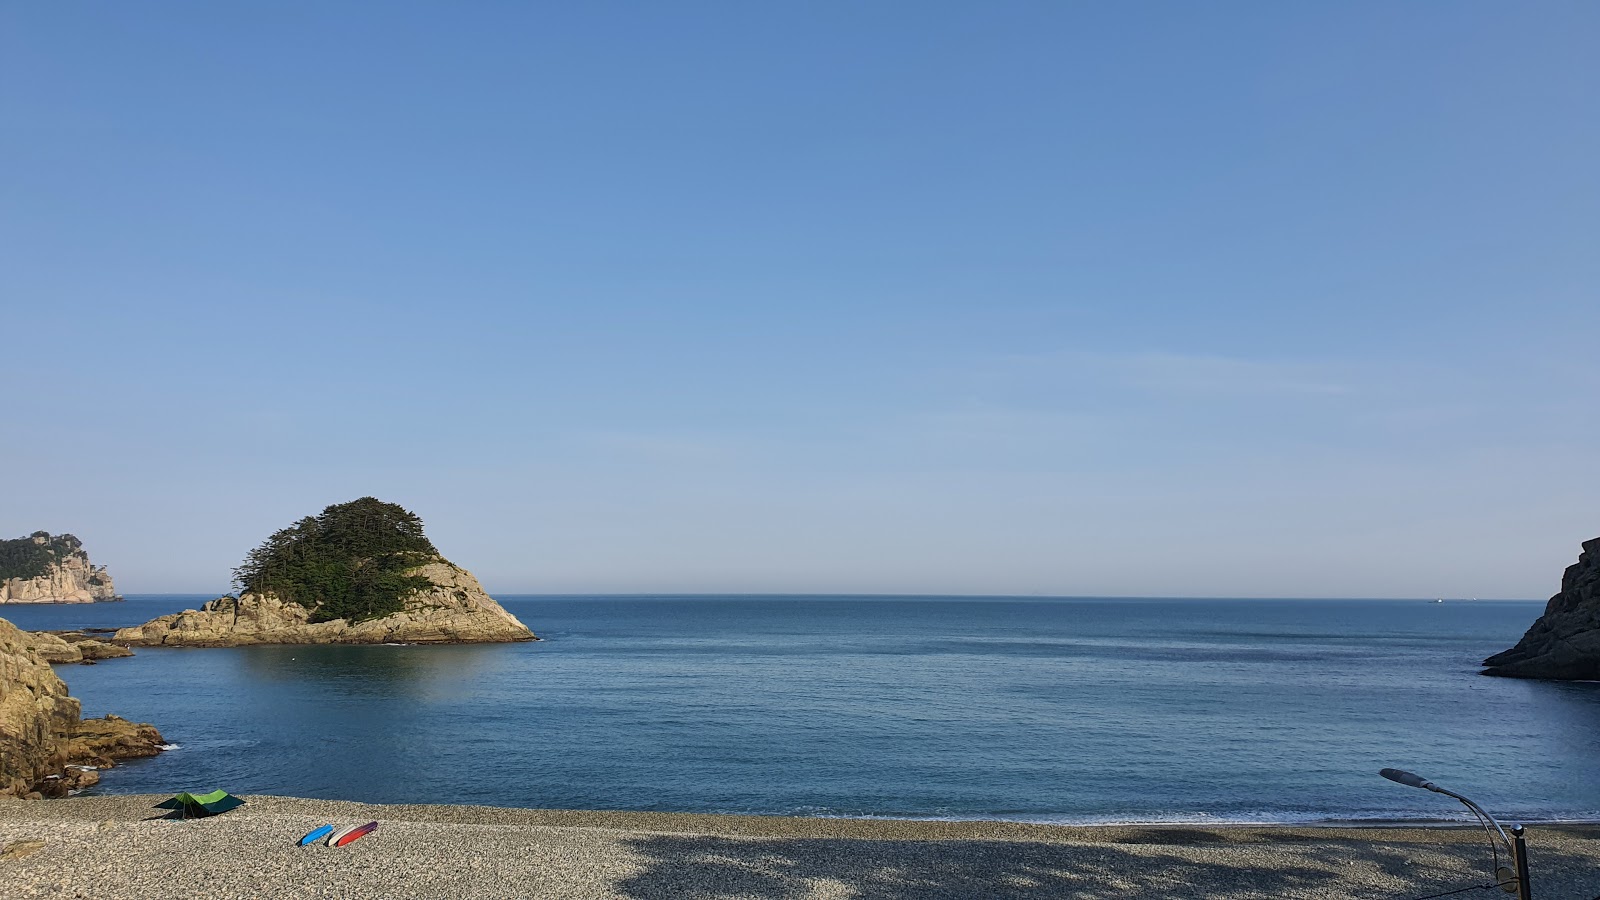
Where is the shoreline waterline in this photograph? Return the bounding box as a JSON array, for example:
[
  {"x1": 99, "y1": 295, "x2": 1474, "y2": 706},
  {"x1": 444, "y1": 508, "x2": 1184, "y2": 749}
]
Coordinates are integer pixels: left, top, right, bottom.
[
  {"x1": 6, "y1": 795, "x2": 1600, "y2": 899},
  {"x1": 16, "y1": 793, "x2": 1600, "y2": 836}
]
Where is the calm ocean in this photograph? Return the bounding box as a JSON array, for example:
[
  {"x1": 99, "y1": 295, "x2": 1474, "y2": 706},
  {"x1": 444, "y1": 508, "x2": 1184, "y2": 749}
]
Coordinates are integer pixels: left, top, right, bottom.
[{"x1": 6, "y1": 595, "x2": 1597, "y2": 825}]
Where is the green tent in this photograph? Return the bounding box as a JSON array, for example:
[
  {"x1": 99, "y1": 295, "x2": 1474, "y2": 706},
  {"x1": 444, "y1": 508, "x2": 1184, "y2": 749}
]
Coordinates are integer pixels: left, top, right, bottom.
[{"x1": 155, "y1": 790, "x2": 245, "y2": 819}]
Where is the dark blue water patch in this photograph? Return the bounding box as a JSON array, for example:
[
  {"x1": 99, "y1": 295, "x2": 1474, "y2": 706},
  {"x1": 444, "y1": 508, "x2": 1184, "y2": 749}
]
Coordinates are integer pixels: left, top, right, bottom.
[
  {"x1": 12, "y1": 594, "x2": 1596, "y2": 824},
  {"x1": 899, "y1": 637, "x2": 1389, "y2": 663}
]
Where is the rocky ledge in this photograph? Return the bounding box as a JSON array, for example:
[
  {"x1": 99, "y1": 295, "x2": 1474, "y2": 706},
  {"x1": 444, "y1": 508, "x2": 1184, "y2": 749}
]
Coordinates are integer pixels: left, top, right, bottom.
[
  {"x1": 1483, "y1": 536, "x2": 1600, "y2": 680},
  {"x1": 114, "y1": 561, "x2": 536, "y2": 647},
  {"x1": 19, "y1": 631, "x2": 135, "y2": 665},
  {"x1": 0, "y1": 617, "x2": 166, "y2": 798},
  {"x1": 0, "y1": 533, "x2": 119, "y2": 604}
]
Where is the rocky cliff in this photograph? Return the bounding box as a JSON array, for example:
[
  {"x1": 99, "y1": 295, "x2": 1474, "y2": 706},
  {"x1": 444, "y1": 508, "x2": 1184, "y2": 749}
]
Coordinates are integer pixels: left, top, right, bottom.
[
  {"x1": 0, "y1": 616, "x2": 165, "y2": 797},
  {"x1": 0, "y1": 533, "x2": 119, "y2": 604},
  {"x1": 1483, "y1": 537, "x2": 1600, "y2": 680},
  {"x1": 115, "y1": 560, "x2": 535, "y2": 647}
]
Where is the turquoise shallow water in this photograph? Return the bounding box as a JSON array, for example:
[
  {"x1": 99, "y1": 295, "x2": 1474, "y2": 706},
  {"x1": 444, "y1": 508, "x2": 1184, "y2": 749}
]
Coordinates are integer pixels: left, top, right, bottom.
[{"x1": 5, "y1": 594, "x2": 1597, "y2": 824}]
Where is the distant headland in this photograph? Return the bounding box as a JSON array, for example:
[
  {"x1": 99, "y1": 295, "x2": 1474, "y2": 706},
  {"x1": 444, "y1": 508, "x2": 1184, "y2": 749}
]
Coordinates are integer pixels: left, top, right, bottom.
[
  {"x1": 1483, "y1": 536, "x2": 1600, "y2": 680},
  {"x1": 0, "y1": 532, "x2": 120, "y2": 604},
  {"x1": 115, "y1": 497, "x2": 536, "y2": 647}
]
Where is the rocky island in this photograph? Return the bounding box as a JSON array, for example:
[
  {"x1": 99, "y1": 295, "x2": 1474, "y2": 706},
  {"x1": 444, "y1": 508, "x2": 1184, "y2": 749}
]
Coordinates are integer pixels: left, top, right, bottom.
[
  {"x1": 0, "y1": 532, "x2": 120, "y2": 603},
  {"x1": 1483, "y1": 536, "x2": 1600, "y2": 680},
  {"x1": 0, "y1": 616, "x2": 165, "y2": 797},
  {"x1": 115, "y1": 498, "x2": 536, "y2": 647}
]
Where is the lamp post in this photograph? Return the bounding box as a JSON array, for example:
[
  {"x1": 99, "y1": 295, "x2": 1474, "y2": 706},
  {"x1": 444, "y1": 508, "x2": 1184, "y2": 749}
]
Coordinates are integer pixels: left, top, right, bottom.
[{"x1": 1379, "y1": 768, "x2": 1531, "y2": 899}]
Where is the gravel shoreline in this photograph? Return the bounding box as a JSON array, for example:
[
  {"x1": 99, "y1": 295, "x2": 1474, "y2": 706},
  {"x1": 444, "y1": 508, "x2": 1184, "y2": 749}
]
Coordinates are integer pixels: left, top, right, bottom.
[{"x1": 3, "y1": 794, "x2": 1599, "y2": 898}]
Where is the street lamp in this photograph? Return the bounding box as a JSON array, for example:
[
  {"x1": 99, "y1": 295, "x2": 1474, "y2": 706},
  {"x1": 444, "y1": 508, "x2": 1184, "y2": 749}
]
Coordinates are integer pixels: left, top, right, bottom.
[{"x1": 1379, "y1": 768, "x2": 1531, "y2": 899}]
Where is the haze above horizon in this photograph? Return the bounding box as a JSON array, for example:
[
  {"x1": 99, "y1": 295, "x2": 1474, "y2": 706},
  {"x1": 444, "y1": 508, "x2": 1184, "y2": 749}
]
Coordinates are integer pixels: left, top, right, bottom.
[{"x1": 3, "y1": 3, "x2": 1595, "y2": 598}]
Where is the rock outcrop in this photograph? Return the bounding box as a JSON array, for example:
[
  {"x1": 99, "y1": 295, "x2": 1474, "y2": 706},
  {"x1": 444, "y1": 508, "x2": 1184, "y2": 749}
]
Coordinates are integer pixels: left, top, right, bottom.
[
  {"x1": 1483, "y1": 537, "x2": 1600, "y2": 680},
  {"x1": 76, "y1": 641, "x2": 134, "y2": 662},
  {"x1": 18, "y1": 631, "x2": 134, "y2": 665},
  {"x1": 0, "y1": 533, "x2": 119, "y2": 604},
  {"x1": 0, "y1": 618, "x2": 79, "y2": 794},
  {"x1": 115, "y1": 561, "x2": 535, "y2": 647},
  {"x1": 58, "y1": 714, "x2": 165, "y2": 770},
  {"x1": 15, "y1": 632, "x2": 81, "y2": 665},
  {"x1": 0, "y1": 616, "x2": 165, "y2": 797}
]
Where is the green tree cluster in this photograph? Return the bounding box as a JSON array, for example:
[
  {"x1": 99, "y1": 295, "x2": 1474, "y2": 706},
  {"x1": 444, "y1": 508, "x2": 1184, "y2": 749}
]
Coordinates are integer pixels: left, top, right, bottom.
[
  {"x1": 0, "y1": 532, "x2": 84, "y2": 582},
  {"x1": 231, "y1": 498, "x2": 442, "y2": 623}
]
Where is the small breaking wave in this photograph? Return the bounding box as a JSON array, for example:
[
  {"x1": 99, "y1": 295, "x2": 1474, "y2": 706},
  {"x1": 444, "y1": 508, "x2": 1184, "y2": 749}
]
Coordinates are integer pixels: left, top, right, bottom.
[{"x1": 779, "y1": 807, "x2": 1600, "y2": 828}]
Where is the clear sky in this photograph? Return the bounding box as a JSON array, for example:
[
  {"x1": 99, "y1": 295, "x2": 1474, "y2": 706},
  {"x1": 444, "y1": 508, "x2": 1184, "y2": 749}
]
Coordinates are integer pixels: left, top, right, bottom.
[{"x1": 2, "y1": 3, "x2": 1595, "y2": 598}]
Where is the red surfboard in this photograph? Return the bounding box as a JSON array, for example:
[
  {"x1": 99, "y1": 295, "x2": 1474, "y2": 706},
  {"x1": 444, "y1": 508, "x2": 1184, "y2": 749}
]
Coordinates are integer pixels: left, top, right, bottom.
[{"x1": 334, "y1": 821, "x2": 378, "y2": 847}]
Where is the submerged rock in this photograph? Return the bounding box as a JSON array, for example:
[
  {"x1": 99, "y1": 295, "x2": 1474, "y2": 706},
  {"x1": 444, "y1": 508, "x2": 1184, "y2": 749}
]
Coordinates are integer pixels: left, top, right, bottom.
[
  {"x1": 115, "y1": 560, "x2": 535, "y2": 647},
  {"x1": 1483, "y1": 537, "x2": 1600, "y2": 680}
]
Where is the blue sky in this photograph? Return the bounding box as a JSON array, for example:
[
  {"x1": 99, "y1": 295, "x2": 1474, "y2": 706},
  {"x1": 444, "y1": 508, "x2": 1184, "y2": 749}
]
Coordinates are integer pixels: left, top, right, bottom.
[{"x1": 3, "y1": 2, "x2": 1596, "y2": 597}]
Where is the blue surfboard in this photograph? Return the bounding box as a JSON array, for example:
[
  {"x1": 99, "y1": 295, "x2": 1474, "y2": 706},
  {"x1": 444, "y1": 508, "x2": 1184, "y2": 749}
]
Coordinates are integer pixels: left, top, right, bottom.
[{"x1": 298, "y1": 824, "x2": 335, "y2": 846}]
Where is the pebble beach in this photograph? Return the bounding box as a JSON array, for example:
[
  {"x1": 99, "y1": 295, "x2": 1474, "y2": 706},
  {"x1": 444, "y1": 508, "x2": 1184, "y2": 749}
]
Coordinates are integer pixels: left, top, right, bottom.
[{"x1": 4, "y1": 795, "x2": 1599, "y2": 899}]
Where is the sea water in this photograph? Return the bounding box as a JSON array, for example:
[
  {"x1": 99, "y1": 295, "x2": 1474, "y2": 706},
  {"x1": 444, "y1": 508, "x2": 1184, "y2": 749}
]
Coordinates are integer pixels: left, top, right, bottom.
[{"x1": 6, "y1": 595, "x2": 1597, "y2": 824}]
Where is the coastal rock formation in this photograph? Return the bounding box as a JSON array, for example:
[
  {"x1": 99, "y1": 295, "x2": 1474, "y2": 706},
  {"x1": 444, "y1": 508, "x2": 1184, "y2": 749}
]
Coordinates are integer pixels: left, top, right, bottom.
[
  {"x1": 115, "y1": 498, "x2": 535, "y2": 648},
  {"x1": 1483, "y1": 537, "x2": 1600, "y2": 680},
  {"x1": 57, "y1": 714, "x2": 165, "y2": 770},
  {"x1": 0, "y1": 617, "x2": 165, "y2": 797},
  {"x1": 0, "y1": 533, "x2": 119, "y2": 604},
  {"x1": 15, "y1": 632, "x2": 81, "y2": 665},
  {"x1": 65, "y1": 639, "x2": 134, "y2": 662},
  {"x1": 0, "y1": 618, "x2": 78, "y2": 794},
  {"x1": 18, "y1": 631, "x2": 134, "y2": 665},
  {"x1": 115, "y1": 563, "x2": 535, "y2": 647}
]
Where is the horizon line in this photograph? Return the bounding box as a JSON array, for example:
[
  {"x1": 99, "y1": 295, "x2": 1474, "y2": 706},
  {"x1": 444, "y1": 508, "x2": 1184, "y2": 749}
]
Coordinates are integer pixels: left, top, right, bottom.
[{"x1": 89, "y1": 591, "x2": 1542, "y2": 603}]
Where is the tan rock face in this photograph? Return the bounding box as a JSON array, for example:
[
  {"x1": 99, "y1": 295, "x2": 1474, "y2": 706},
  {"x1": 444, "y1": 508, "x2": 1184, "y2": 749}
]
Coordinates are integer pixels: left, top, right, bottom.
[
  {"x1": 75, "y1": 641, "x2": 134, "y2": 662},
  {"x1": 0, "y1": 617, "x2": 165, "y2": 797},
  {"x1": 14, "y1": 632, "x2": 136, "y2": 665},
  {"x1": 0, "y1": 536, "x2": 118, "y2": 604},
  {"x1": 16, "y1": 632, "x2": 82, "y2": 664},
  {"x1": 0, "y1": 618, "x2": 80, "y2": 796},
  {"x1": 59, "y1": 714, "x2": 166, "y2": 769},
  {"x1": 115, "y1": 560, "x2": 536, "y2": 647}
]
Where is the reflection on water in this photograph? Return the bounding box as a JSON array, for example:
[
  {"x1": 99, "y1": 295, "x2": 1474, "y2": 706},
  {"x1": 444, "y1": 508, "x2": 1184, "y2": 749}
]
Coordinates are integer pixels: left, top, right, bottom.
[
  {"x1": 236, "y1": 643, "x2": 498, "y2": 687},
  {"x1": 62, "y1": 639, "x2": 541, "y2": 802}
]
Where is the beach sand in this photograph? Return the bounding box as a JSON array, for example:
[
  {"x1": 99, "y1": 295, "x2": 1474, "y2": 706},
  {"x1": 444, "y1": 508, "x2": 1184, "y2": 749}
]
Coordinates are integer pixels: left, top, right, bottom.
[{"x1": 2, "y1": 795, "x2": 1598, "y2": 899}]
